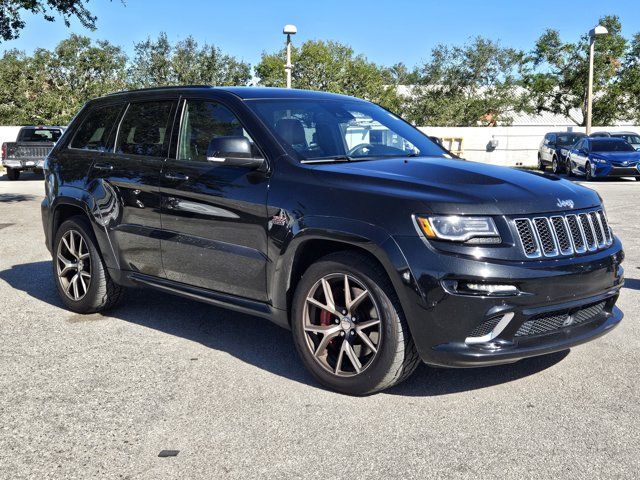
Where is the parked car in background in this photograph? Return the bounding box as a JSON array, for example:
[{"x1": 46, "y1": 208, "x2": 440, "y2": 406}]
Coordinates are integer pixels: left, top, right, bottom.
[
  {"x1": 41, "y1": 86, "x2": 624, "y2": 395},
  {"x1": 538, "y1": 131, "x2": 586, "y2": 174},
  {"x1": 568, "y1": 137, "x2": 640, "y2": 180},
  {"x1": 589, "y1": 131, "x2": 640, "y2": 150},
  {"x1": 1, "y1": 126, "x2": 65, "y2": 180}
]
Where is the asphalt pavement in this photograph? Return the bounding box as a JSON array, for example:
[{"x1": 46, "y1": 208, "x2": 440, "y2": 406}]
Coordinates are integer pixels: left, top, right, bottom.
[{"x1": 0, "y1": 171, "x2": 638, "y2": 479}]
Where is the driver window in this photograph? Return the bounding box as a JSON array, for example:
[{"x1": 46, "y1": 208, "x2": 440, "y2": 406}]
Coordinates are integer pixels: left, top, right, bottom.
[{"x1": 178, "y1": 100, "x2": 256, "y2": 162}]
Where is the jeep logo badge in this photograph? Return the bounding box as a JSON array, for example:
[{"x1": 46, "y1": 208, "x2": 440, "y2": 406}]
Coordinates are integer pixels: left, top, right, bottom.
[{"x1": 557, "y1": 198, "x2": 574, "y2": 209}]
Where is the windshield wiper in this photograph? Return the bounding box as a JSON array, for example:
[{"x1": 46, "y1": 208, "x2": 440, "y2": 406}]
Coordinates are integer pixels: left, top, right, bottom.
[{"x1": 301, "y1": 155, "x2": 353, "y2": 164}]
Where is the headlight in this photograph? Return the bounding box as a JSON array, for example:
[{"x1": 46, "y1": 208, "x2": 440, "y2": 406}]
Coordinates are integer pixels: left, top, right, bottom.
[{"x1": 415, "y1": 215, "x2": 501, "y2": 244}]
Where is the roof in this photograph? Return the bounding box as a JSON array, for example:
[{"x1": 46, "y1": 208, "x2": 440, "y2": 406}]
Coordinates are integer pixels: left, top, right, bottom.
[{"x1": 103, "y1": 85, "x2": 361, "y2": 102}]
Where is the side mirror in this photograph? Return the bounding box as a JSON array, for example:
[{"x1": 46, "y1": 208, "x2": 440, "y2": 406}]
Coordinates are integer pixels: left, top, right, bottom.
[{"x1": 206, "y1": 136, "x2": 265, "y2": 169}]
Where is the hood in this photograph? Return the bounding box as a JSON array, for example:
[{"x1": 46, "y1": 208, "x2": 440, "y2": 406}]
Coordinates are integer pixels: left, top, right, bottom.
[
  {"x1": 591, "y1": 151, "x2": 640, "y2": 163},
  {"x1": 313, "y1": 157, "x2": 601, "y2": 215}
]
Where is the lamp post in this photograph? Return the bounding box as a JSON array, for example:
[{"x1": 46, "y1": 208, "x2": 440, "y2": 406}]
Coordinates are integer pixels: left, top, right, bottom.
[
  {"x1": 283, "y1": 24, "x2": 297, "y2": 89},
  {"x1": 586, "y1": 24, "x2": 608, "y2": 134}
]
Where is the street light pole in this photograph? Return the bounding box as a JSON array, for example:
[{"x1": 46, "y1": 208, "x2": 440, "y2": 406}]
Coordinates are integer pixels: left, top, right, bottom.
[
  {"x1": 586, "y1": 25, "x2": 608, "y2": 135},
  {"x1": 283, "y1": 24, "x2": 297, "y2": 89}
]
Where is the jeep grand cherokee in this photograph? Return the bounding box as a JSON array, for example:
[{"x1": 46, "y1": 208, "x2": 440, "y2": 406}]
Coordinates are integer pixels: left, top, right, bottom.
[{"x1": 41, "y1": 87, "x2": 624, "y2": 395}]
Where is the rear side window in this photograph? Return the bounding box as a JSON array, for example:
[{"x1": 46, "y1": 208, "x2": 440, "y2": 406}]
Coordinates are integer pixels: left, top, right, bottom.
[
  {"x1": 70, "y1": 104, "x2": 123, "y2": 151},
  {"x1": 115, "y1": 101, "x2": 175, "y2": 157}
]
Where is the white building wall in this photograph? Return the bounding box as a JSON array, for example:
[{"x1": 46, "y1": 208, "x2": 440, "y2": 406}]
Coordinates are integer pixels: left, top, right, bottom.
[
  {"x1": 0, "y1": 126, "x2": 22, "y2": 147},
  {"x1": 419, "y1": 125, "x2": 640, "y2": 167}
]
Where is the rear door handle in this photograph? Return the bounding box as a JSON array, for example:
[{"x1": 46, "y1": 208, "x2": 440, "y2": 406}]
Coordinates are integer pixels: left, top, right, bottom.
[
  {"x1": 163, "y1": 172, "x2": 189, "y2": 181},
  {"x1": 93, "y1": 162, "x2": 113, "y2": 171}
]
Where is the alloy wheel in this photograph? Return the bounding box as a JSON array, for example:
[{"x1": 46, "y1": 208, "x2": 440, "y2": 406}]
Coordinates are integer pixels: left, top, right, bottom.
[
  {"x1": 302, "y1": 273, "x2": 382, "y2": 377},
  {"x1": 56, "y1": 229, "x2": 92, "y2": 301}
]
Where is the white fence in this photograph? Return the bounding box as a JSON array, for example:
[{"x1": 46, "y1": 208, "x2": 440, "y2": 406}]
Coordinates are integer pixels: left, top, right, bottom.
[
  {"x1": 2, "y1": 124, "x2": 639, "y2": 168},
  {"x1": 419, "y1": 125, "x2": 640, "y2": 167}
]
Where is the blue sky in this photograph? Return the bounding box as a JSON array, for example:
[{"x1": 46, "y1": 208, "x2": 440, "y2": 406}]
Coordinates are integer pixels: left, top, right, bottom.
[{"x1": 2, "y1": 0, "x2": 640, "y2": 67}]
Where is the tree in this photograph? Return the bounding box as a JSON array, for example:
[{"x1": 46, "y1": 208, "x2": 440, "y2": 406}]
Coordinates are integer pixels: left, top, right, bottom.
[
  {"x1": 619, "y1": 33, "x2": 640, "y2": 124},
  {"x1": 255, "y1": 40, "x2": 402, "y2": 112},
  {"x1": 0, "y1": 0, "x2": 103, "y2": 42},
  {"x1": 522, "y1": 15, "x2": 627, "y2": 126},
  {"x1": 406, "y1": 37, "x2": 527, "y2": 126},
  {"x1": 128, "y1": 33, "x2": 251, "y2": 88},
  {"x1": 0, "y1": 34, "x2": 126, "y2": 124}
]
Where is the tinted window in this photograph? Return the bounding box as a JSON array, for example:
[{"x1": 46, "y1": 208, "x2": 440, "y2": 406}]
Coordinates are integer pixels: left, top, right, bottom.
[
  {"x1": 591, "y1": 140, "x2": 636, "y2": 152},
  {"x1": 248, "y1": 99, "x2": 447, "y2": 161},
  {"x1": 18, "y1": 128, "x2": 63, "y2": 143},
  {"x1": 615, "y1": 134, "x2": 640, "y2": 144},
  {"x1": 177, "y1": 100, "x2": 257, "y2": 162},
  {"x1": 547, "y1": 134, "x2": 556, "y2": 143},
  {"x1": 574, "y1": 139, "x2": 585, "y2": 150},
  {"x1": 556, "y1": 133, "x2": 584, "y2": 145},
  {"x1": 70, "y1": 104, "x2": 122, "y2": 151},
  {"x1": 115, "y1": 101, "x2": 174, "y2": 157}
]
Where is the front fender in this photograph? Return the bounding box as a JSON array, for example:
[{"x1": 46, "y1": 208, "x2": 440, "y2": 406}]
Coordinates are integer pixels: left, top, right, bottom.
[{"x1": 269, "y1": 215, "x2": 426, "y2": 330}]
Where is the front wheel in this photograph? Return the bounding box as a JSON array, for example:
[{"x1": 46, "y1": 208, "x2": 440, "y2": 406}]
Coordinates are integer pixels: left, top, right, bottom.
[
  {"x1": 291, "y1": 252, "x2": 420, "y2": 395},
  {"x1": 538, "y1": 154, "x2": 546, "y2": 171},
  {"x1": 551, "y1": 155, "x2": 562, "y2": 174},
  {"x1": 53, "y1": 216, "x2": 124, "y2": 313},
  {"x1": 6, "y1": 167, "x2": 20, "y2": 180}
]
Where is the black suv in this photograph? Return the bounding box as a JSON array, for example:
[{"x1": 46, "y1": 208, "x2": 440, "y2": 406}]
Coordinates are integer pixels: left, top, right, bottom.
[
  {"x1": 538, "y1": 131, "x2": 586, "y2": 174},
  {"x1": 41, "y1": 87, "x2": 624, "y2": 395}
]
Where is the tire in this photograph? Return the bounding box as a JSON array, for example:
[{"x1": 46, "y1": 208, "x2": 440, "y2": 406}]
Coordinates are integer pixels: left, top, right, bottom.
[
  {"x1": 585, "y1": 162, "x2": 594, "y2": 181},
  {"x1": 566, "y1": 158, "x2": 574, "y2": 177},
  {"x1": 6, "y1": 167, "x2": 20, "y2": 180},
  {"x1": 537, "y1": 154, "x2": 546, "y2": 172},
  {"x1": 291, "y1": 251, "x2": 420, "y2": 395},
  {"x1": 53, "y1": 215, "x2": 124, "y2": 313},
  {"x1": 551, "y1": 155, "x2": 561, "y2": 174}
]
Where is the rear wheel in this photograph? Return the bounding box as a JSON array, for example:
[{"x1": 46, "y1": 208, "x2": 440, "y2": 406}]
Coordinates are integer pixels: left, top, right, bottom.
[
  {"x1": 585, "y1": 162, "x2": 594, "y2": 181},
  {"x1": 6, "y1": 167, "x2": 20, "y2": 180},
  {"x1": 565, "y1": 158, "x2": 574, "y2": 177},
  {"x1": 53, "y1": 216, "x2": 124, "y2": 313},
  {"x1": 291, "y1": 252, "x2": 420, "y2": 395}
]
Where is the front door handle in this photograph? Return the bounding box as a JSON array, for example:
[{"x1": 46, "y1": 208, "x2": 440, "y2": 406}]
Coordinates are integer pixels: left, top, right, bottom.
[
  {"x1": 93, "y1": 162, "x2": 113, "y2": 171},
  {"x1": 163, "y1": 172, "x2": 189, "y2": 181}
]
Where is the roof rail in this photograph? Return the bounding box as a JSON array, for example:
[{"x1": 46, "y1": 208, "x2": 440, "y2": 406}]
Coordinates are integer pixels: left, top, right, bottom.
[{"x1": 105, "y1": 85, "x2": 213, "y2": 96}]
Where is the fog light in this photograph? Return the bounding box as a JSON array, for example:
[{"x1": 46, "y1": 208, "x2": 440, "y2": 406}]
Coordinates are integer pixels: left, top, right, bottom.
[
  {"x1": 442, "y1": 280, "x2": 521, "y2": 296},
  {"x1": 465, "y1": 283, "x2": 518, "y2": 295}
]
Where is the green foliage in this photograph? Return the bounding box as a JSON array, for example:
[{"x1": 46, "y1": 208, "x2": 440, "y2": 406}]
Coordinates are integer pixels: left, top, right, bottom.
[
  {"x1": 128, "y1": 33, "x2": 251, "y2": 88},
  {"x1": 255, "y1": 40, "x2": 402, "y2": 112},
  {"x1": 0, "y1": 34, "x2": 126, "y2": 124},
  {"x1": 522, "y1": 15, "x2": 628, "y2": 126},
  {"x1": 0, "y1": 0, "x2": 99, "y2": 42},
  {"x1": 619, "y1": 33, "x2": 640, "y2": 123},
  {"x1": 405, "y1": 37, "x2": 528, "y2": 126}
]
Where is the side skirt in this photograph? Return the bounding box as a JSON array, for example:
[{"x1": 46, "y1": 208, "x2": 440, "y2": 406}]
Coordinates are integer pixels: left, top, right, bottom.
[{"x1": 116, "y1": 270, "x2": 290, "y2": 330}]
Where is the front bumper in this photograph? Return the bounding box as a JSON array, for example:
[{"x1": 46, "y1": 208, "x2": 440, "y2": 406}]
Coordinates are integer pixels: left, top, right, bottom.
[
  {"x1": 593, "y1": 163, "x2": 640, "y2": 177},
  {"x1": 393, "y1": 236, "x2": 625, "y2": 367}
]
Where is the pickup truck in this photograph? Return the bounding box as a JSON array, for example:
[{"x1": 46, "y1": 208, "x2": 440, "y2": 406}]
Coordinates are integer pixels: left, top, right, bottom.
[{"x1": 1, "y1": 126, "x2": 65, "y2": 180}]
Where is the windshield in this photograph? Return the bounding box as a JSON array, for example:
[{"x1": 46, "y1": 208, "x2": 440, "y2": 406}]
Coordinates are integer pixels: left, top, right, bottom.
[
  {"x1": 247, "y1": 99, "x2": 447, "y2": 161},
  {"x1": 614, "y1": 134, "x2": 640, "y2": 145},
  {"x1": 591, "y1": 140, "x2": 636, "y2": 152},
  {"x1": 17, "y1": 128, "x2": 62, "y2": 143},
  {"x1": 556, "y1": 133, "x2": 584, "y2": 145}
]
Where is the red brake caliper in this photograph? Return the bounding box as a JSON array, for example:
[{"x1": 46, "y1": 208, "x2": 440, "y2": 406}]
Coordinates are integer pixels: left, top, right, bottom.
[{"x1": 320, "y1": 309, "x2": 332, "y2": 326}]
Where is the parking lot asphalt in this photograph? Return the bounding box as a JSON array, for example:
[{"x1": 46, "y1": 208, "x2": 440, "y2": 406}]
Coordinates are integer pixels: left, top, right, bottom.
[{"x1": 0, "y1": 171, "x2": 639, "y2": 480}]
